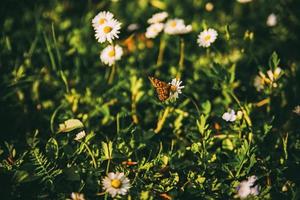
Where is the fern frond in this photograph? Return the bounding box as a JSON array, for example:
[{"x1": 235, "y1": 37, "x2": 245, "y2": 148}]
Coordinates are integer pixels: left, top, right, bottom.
[{"x1": 30, "y1": 148, "x2": 62, "y2": 185}]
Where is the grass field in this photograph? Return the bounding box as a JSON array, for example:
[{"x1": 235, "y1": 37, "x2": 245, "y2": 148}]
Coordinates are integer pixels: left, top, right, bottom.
[{"x1": 1, "y1": 0, "x2": 300, "y2": 199}]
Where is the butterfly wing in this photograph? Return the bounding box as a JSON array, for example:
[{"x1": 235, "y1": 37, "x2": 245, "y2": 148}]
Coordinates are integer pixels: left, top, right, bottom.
[{"x1": 148, "y1": 76, "x2": 171, "y2": 101}]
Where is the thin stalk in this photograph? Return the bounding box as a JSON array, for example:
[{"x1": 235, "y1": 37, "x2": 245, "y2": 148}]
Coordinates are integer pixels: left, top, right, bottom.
[
  {"x1": 183, "y1": 94, "x2": 201, "y2": 117},
  {"x1": 108, "y1": 63, "x2": 116, "y2": 84},
  {"x1": 156, "y1": 37, "x2": 166, "y2": 67},
  {"x1": 82, "y1": 142, "x2": 97, "y2": 168},
  {"x1": 105, "y1": 159, "x2": 111, "y2": 176},
  {"x1": 229, "y1": 91, "x2": 252, "y2": 128},
  {"x1": 154, "y1": 107, "x2": 171, "y2": 133},
  {"x1": 107, "y1": 43, "x2": 117, "y2": 84},
  {"x1": 104, "y1": 146, "x2": 112, "y2": 200},
  {"x1": 177, "y1": 37, "x2": 185, "y2": 79}
]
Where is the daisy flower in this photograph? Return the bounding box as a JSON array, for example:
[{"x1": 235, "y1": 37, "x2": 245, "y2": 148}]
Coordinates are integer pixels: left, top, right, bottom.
[
  {"x1": 169, "y1": 78, "x2": 184, "y2": 100},
  {"x1": 74, "y1": 131, "x2": 86, "y2": 141},
  {"x1": 95, "y1": 18, "x2": 121, "y2": 43},
  {"x1": 266, "y1": 13, "x2": 277, "y2": 27},
  {"x1": 145, "y1": 23, "x2": 164, "y2": 38},
  {"x1": 236, "y1": 176, "x2": 259, "y2": 199},
  {"x1": 92, "y1": 11, "x2": 114, "y2": 30},
  {"x1": 222, "y1": 109, "x2": 237, "y2": 122},
  {"x1": 102, "y1": 172, "x2": 130, "y2": 198},
  {"x1": 164, "y1": 19, "x2": 192, "y2": 35},
  {"x1": 237, "y1": 0, "x2": 252, "y2": 3},
  {"x1": 70, "y1": 192, "x2": 85, "y2": 200},
  {"x1": 100, "y1": 45, "x2": 123, "y2": 66},
  {"x1": 147, "y1": 11, "x2": 168, "y2": 24},
  {"x1": 197, "y1": 28, "x2": 218, "y2": 48}
]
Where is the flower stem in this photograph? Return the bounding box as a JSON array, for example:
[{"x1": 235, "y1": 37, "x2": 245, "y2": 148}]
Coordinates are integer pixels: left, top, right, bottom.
[
  {"x1": 108, "y1": 63, "x2": 116, "y2": 84},
  {"x1": 107, "y1": 43, "x2": 116, "y2": 84},
  {"x1": 82, "y1": 142, "x2": 97, "y2": 168},
  {"x1": 229, "y1": 91, "x2": 252, "y2": 128},
  {"x1": 177, "y1": 37, "x2": 185, "y2": 79},
  {"x1": 106, "y1": 158, "x2": 111, "y2": 174},
  {"x1": 156, "y1": 37, "x2": 166, "y2": 67},
  {"x1": 155, "y1": 106, "x2": 171, "y2": 133}
]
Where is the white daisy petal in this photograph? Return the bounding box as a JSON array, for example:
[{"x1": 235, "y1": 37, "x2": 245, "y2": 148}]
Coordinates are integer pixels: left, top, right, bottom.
[
  {"x1": 168, "y1": 78, "x2": 184, "y2": 101},
  {"x1": 197, "y1": 28, "x2": 218, "y2": 48},
  {"x1": 147, "y1": 12, "x2": 168, "y2": 24},
  {"x1": 95, "y1": 18, "x2": 121, "y2": 44},
  {"x1": 92, "y1": 11, "x2": 114, "y2": 30},
  {"x1": 70, "y1": 192, "x2": 86, "y2": 200},
  {"x1": 74, "y1": 131, "x2": 86, "y2": 141},
  {"x1": 164, "y1": 18, "x2": 192, "y2": 35},
  {"x1": 100, "y1": 44, "x2": 123, "y2": 66},
  {"x1": 102, "y1": 172, "x2": 131, "y2": 198},
  {"x1": 237, "y1": 0, "x2": 252, "y2": 3},
  {"x1": 145, "y1": 23, "x2": 164, "y2": 38}
]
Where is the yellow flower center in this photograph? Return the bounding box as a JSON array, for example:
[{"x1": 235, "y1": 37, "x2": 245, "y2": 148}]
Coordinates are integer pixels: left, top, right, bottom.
[
  {"x1": 204, "y1": 35, "x2": 211, "y2": 42},
  {"x1": 170, "y1": 21, "x2": 177, "y2": 27},
  {"x1": 170, "y1": 85, "x2": 177, "y2": 92},
  {"x1": 103, "y1": 26, "x2": 112, "y2": 33},
  {"x1": 98, "y1": 18, "x2": 106, "y2": 25},
  {"x1": 111, "y1": 179, "x2": 122, "y2": 188},
  {"x1": 108, "y1": 50, "x2": 115, "y2": 57}
]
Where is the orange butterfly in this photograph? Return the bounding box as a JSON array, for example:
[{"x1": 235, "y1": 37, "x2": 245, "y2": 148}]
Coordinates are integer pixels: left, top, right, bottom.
[{"x1": 148, "y1": 76, "x2": 176, "y2": 102}]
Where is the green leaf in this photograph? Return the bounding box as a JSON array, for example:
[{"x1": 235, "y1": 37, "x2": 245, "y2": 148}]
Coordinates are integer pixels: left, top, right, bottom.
[
  {"x1": 45, "y1": 137, "x2": 59, "y2": 159},
  {"x1": 57, "y1": 119, "x2": 84, "y2": 133},
  {"x1": 101, "y1": 141, "x2": 113, "y2": 160}
]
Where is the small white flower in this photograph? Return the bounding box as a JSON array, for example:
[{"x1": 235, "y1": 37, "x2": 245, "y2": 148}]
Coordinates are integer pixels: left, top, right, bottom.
[
  {"x1": 266, "y1": 13, "x2": 277, "y2": 27},
  {"x1": 254, "y1": 67, "x2": 282, "y2": 91},
  {"x1": 293, "y1": 105, "x2": 300, "y2": 116},
  {"x1": 127, "y1": 23, "x2": 139, "y2": 31},
  {"x1": 236, "y1": 176, "x2": 259, "y2": 199},
  {"x1": 164, "y1": 19, "x2": 192, "y2": 35},
  {"x1": 222, "y1": 109, "x2": 237, "y2": 122},
  {"x1": 253, "y1": 75, "x2": 265, "y2": 91},
  {"x1": 273, "y1": 67, "x2": 282, "y2": 78},
  {"x1": 147, "y1": 12, "x2": 168, "y2": 24},
  {"x1": 145, "y1": 23, "x2": 164, "y2": 38},
  {"x1": 169, "y1": 78, "x2": 184, "y2": 100},
  {"x1": 70, "y1": 192, "x2": 85, "y2": 200},
  {"x1": 74, "y1": 131, "x2": 86, "y2": 141},
  {"x1": 92, "y1": 11, "x2": 114, "y2": 30},
  {"x1": 102, "y1": 172, "x2": 130, "y2": 198},
  {"x1": 197, "y1": 28, "x2": 218, "y2": 48},
  {"x1": 100, "y1": 45, "x2": 123, "y2": 66},
  {"x1": 95, "y1": 18, "x2": 121, "y2": 43},
  {"x1": 267, "y1": 67, "x2": 282, "y2": 82},
  {"x1": 237, "y1": 0, "x2": 252, "y2": 3}
]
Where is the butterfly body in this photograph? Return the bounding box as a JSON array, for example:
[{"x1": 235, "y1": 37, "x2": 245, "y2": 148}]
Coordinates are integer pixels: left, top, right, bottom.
[{"x1": 148, "y1": 76, "x2": 171, "y2": 101}]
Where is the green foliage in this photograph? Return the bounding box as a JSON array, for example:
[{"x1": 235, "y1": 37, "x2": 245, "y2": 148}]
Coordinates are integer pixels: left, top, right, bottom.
[
  {"x1": 1, "y1": 0, "x2": 300, "y2": 199},
  {"x1": 30, "y1": 148, "x2": 62, "y2": 186}
]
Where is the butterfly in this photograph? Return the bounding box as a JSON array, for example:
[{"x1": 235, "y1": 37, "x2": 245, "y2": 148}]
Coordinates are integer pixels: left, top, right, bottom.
[{"x1": 148, "y1": 76, "x2": 174, "y2": 101}]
